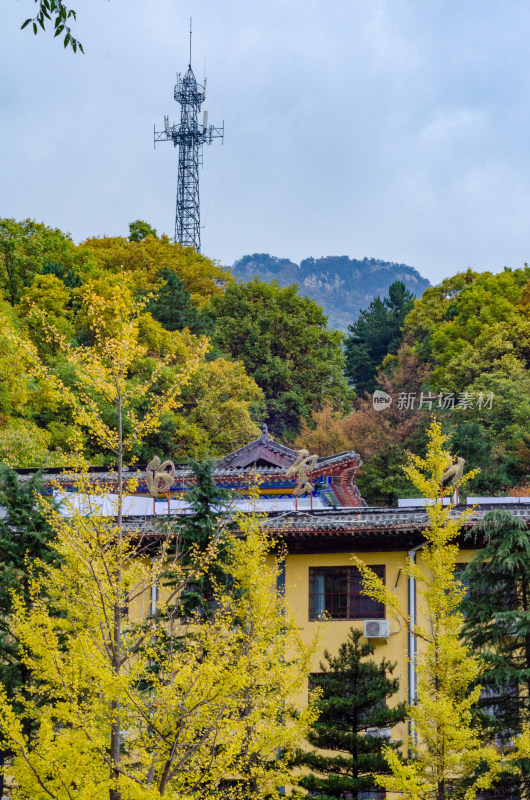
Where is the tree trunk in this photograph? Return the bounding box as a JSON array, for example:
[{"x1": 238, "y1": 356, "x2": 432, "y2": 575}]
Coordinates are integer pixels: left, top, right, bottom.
[{"x1": 109, "y1": 386, "x2": 124, "y2": 800}]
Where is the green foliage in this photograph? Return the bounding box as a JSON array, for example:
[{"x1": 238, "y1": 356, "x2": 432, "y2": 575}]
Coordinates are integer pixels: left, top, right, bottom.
[
  {"x1": 0, "y1": 467, "x2": 55, "y2": 696},
  {"x1": 0, "y1": 218, "x2": 80, "y2": 306},
  {"x1": 80, "y1": 233, "x2": 230, "y2": 305},
  {"x1": 355, "y1": 445, "x2": 414, "y2": 505},
  {"x1": 397, "y1": 266, "x2": 530, "y2": 494},
  {"x1": 145, "y1": 268, "x2": 214, "y2": 335},
  {"x1": 462, "y1": 510, "x2": 530, "y2": 796},
  {"x1": 447, "y1": 422, "x2": 523, "y2": 495},
  {"x1": 208, "y1": 277, "x2": 352, "y2": 436},
  {"x1": 20, "y1": 0, "x2": 83, "y2": 52},
  {"x1": 0, "y1": 219, "x2": 261, "y2": 466},
  {"x1": 128, "y1": 220, "x2": 158, "y2": 242},
  {"x1": 294, "y1": 628, "x2": 406, "y2": 799},
  {"x1": 344, "y1": 280, "x2": 415, "y2": 395},
  {"x1": 41, "y1": 259, "x2": 83, "y2": 288},
  {"x1": 354, "y1": 422, "x2": 502, "y2": 800},
  {"x1": 405, "y1": 266, "x2": 530, "y2": 392},
  {"x1": 167, "y1": 460, "x2": 232, "y2": 617},
  {"x1": 0, "y1": 466, "x2": 56, "y2": 797}
]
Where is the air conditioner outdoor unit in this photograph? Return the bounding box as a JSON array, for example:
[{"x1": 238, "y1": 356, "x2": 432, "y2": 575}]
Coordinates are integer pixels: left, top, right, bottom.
[
  {"x1": 364, "y1": 619, "x2": 390, "y2": 638},
  {"x1": 365, "y1": 726, "x2": 392, "y2": 740}
]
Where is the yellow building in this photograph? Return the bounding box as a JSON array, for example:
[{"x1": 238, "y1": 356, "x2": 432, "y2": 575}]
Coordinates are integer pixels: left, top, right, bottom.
[{"x1": 30, "y1": 429, "x2": 530, "y2": 763}]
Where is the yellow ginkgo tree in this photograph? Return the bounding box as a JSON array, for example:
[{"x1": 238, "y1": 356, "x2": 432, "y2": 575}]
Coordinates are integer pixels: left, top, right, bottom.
[
  {"x1": 353, "y1": 420, "x2": 508, "y2": 800},
  {"x1": 0, "y1": 283, "x2": 315, "y2": 800}
]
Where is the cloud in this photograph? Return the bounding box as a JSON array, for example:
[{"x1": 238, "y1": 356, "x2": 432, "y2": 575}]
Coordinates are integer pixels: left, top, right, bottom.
[
  {"x1": 1, "y1": 0, "x2": 530, "y2": 283},
  {"x1": 417, "y1": 107, "x2": 488, "y2": 148}
]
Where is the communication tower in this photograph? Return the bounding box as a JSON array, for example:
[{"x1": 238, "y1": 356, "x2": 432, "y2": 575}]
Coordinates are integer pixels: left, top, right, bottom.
[{"x1": 154, "y1": 24, "x2": 224, "y2": 252}]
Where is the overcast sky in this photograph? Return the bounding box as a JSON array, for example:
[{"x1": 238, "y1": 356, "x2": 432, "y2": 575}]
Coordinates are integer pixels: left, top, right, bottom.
[{"x1": 2, "y1": 0, "x2": 530, "y2": 283}]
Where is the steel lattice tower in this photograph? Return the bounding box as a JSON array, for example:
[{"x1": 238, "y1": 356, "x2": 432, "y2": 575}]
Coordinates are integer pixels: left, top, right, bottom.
[{"x1": 154, "y1": 36, "x2": 223, "y2": 252}]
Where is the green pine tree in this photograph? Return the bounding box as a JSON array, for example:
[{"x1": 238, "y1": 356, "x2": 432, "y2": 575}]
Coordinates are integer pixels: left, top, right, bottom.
[
  {"x1": 344, "y1": 280, "x2": 415, "y2": 395},
  {"x1": 146, "y1": 268, "x2": 214, "y2": 336},
  {"x1": 462, "y1": 509, "x2": 530, "y2": 797},
  {"x1": 164, "y1": 459, "x2": 232, "y2": 618},
  {"x1": 294, "y1": 627, "x2": 407, "y2": 799}
]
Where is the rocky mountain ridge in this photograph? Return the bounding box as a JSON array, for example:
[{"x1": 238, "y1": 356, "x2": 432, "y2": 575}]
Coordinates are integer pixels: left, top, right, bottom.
[{"x1": 229, "y1": 253, "x2": 430, "y2": 331}]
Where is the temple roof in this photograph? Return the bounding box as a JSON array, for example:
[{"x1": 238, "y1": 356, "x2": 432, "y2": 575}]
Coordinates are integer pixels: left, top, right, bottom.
[
  {"x1": 217, "y1": 425, "x2": 299, "y2": 469},
  {"x1": 15, "y1": 428, "x2": 362, "y2": 487},
  {"x1": 116, "y1": 501, "x2": 530, "y2": 552},
  {"x1": 217, "y1": 424, "x2": 361, "y2": 472}
]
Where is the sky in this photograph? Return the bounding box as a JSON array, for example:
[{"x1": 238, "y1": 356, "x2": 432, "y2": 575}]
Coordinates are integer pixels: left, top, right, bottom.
[{"x1": 2, "y1": 0, "x2": 530, "y2": 283}]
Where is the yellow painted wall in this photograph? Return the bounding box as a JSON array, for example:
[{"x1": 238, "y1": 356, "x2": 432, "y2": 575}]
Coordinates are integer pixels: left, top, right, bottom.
[
  {"x1": 283, "y1": 546, "x2": 477, "y2": 750},
  {"x1": 127, "y1": 542, "x2": 478, "y2": 754}
]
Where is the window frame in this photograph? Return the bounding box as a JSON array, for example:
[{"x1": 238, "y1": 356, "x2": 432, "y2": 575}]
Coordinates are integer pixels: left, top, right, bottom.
[{"x1": 308, "y1": 565, "x2": 386, "y2": 622}]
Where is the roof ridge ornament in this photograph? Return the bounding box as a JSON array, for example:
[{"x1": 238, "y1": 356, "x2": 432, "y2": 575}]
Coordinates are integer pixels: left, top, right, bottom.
[{"x1": 146, "y1": 456, "x2": 175, "y2": 497}]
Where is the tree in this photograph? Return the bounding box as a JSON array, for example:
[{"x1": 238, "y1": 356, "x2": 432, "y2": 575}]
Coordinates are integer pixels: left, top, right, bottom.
[
  {"x1": 0, "y1": 297, "x2": 68, "y2": 467},
  {"x1": 219, "y1": 508, "x2": 317, "y2": 798},
  {"x1": 404, "y1": 268, "x2": 530, "y2": 392},
  {"x1": 208, "y1": 277, "x2": 352, "y2": 437},
  {"x1": 0, "y1": 467, "x2": 55, "y2": 691},
  {"x1": 0, "y1": 467, "x2": 56, "y2": 798},
  {"x1": 145, "y1": 268, "x2": 214, "y2": 336},
  {"x1": 294, "y1": 401, "x2": 352, "y2": 456},
  {"x1": 353, "y1": 421, "x2": 502, "y2": 800},
  {"x1": 81, "y1": 234, "x2": 229, "y2": 306},
  {"x1": 136, "y1": 355, "x2": 263, "y2": 462},
  {"x1": 401, "y1": 266, "x2": 530, "y2": 491},
  {"x1": 19, "y1": 0, "x2": 83, "y2": 52},
  {"x1": 294, "y1": 343, "x2": 428, "y2": 504},
  {"x1": 294, "y1": 627, "x2": 406, "y2": 799},
  {"x1": 341, "y1": 342, "x2": 429, "y2": 459},
  {"x1": 0, "y1": 284, "x2": 315, "y2": 799},
  {"x1": 167, "y1": 458, "x2": 232, "y2": 618},
  {"x1": 0, "y1": 281, "x2": 208, "y2": 800},
  {"x1": 344, "y1": 280, "x2": 415, "y2": 395},
  {"x1": 128, "y1": 220, "x2": 158, "y2": 242},
  {"x1": 0, "y1": 218, "x2": 81, "y2": 306},
  {"x1": 0, "y1": 220, "x2": 264, "y2": 466},
  {"x1": 462, "y1": 510, "x2": 530, "y2": 798},
  {"x1": 447, "y1": 422, "x2": 522, "y2": 496}
]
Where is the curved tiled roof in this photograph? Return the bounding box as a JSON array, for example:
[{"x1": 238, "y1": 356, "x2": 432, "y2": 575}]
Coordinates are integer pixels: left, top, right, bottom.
[{"x1": 115, "y1": 502, "x2": 530, "y2": 542}]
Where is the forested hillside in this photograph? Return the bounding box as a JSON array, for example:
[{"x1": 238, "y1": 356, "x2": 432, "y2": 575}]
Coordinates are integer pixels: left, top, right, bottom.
[
  {"x1": 230, "y1": 253, "x2": 430, "y2": 330},
  {"x1": 0, "y1": 218, "x2": 351, "y2": 466},
  {"x1": 296, "y1": 268, "x2": 530, "y2": 503},
  {"x1": 1, "y1": 217, "x2": 528, "y2": 504}
]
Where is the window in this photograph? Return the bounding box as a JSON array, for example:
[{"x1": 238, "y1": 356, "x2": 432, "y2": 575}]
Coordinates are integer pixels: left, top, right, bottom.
[
  {"x1": 479, "y1": 685, "x2": 519, "y2": 747},
  {"x1": 309, "y1": 566, "x2": 385, "y2": 621}
]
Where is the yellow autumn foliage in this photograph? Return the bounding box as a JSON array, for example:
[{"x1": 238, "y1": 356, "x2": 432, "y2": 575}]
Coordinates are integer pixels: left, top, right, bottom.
[
  {"x1": 0, "y1": 286, "x2": 315, "y2": 800},
  {"x1": 353, "y1": 420, "x2": 505, "y2": 800}
]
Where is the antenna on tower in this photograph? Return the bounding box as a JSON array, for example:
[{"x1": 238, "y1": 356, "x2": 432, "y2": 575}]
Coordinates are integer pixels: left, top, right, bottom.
[{"x1": 154, "y1": 27, "x2": 224, "y2": 252}]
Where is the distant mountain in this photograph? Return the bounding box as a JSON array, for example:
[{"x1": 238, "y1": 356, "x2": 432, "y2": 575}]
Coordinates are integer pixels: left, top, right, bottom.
[{"x1": 229, "y1": 254, "x2": 431, "y2": 331}]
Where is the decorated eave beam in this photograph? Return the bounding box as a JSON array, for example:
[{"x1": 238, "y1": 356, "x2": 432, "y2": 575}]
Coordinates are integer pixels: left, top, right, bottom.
[
  {"x1": 13, "y1": 454, "x2": 365, "y2": 505},
  {"x1": 13, "y1": 425, "x2": 366, "y2": 508}
]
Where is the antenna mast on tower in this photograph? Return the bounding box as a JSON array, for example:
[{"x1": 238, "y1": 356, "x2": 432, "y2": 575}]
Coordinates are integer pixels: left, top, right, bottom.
[{"x1": 154, "y1": 21, "x2": 224, "y2": 252}]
